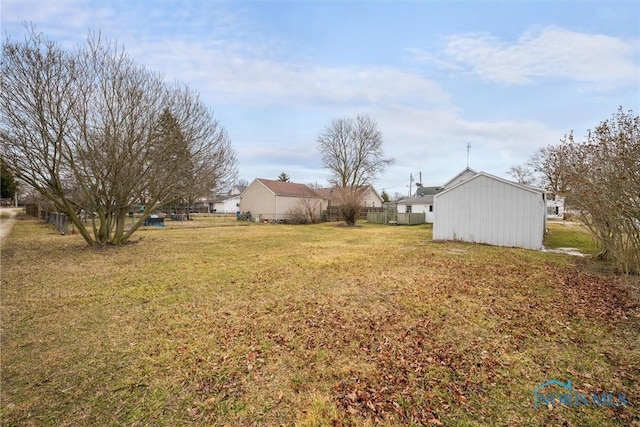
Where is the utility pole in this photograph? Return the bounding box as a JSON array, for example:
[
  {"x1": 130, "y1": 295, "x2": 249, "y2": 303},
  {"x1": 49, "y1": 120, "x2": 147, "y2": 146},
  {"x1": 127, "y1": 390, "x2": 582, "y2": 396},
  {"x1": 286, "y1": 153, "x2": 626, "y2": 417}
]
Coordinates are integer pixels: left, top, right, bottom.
[
  {"x1": 466, "y1": 142, "x2": 471, "y2": 168},
  {"x1": 409, "y1": 173, "x2": 413, "y2": 197}
]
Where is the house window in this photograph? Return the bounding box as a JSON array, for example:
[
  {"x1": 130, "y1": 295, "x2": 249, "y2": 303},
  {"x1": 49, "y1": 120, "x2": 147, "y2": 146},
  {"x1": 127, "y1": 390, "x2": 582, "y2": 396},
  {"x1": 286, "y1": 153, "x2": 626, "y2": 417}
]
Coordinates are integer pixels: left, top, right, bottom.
[
  {"x1": 429, "y1": 205, "x2": 433, "y2": 212},
  {"x1": 406, "y1": 205, "x2": 412, "y2": 213}
]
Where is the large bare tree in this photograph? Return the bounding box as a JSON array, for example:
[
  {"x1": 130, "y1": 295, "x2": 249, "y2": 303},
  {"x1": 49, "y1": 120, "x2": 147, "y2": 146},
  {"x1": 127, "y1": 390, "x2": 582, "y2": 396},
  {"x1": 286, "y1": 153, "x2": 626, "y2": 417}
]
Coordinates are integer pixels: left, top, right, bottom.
[
  {"x1": 1, "y1": 28, "x2": 237, "y2": 245},
  {"x1": 528, "y1": 144, "x2": 571, "y2": 197},
  {"x1": 317, "y1": 114, "x2": 393, "y2": 226},
  {"x1": 506, "y1": 164, "x2": 536, "y2": 186},
  {"x1": 560, "y1": 108, "x2": 639, "y2": 274}
]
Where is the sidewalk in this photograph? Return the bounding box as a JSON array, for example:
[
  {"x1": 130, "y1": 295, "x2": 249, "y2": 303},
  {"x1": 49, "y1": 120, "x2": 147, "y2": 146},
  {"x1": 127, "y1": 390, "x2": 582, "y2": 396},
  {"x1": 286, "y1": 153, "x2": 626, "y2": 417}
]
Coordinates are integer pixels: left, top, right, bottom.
[{"x1": 0, "y1": 208, "x2": 22, "y2": 244}]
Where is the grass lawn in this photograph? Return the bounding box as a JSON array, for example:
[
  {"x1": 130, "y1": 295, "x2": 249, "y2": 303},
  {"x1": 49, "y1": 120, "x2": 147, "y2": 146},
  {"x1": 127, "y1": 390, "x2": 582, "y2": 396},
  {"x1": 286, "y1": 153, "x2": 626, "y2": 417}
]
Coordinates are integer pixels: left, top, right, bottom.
[
  {"x1": 1, "y1": 217, "x2": 638, "y2": 426},
  {"x1": 544, "y1": 221, "x2": 600, "y2": 256}
]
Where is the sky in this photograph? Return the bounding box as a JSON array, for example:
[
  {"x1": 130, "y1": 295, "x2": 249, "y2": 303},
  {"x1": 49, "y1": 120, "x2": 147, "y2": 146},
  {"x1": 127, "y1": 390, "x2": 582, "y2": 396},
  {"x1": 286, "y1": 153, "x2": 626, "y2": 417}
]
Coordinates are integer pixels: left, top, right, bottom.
[{"x1": 2, "y1": 0, "x2": 639, "y2": 197}]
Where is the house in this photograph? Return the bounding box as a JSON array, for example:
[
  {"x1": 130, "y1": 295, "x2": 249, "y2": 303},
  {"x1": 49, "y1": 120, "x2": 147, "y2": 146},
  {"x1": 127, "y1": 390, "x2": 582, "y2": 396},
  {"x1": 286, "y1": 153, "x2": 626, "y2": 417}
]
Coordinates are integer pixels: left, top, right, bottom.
[
  {"x1": 207, "y1": 185, "x2": 246, "y2": 214},
  {"x1": 314, "y1": 185, "x2": 383, "y2": 208},
  {"x1": 359, "y1": 185, "x2": 383, "y2": 207},
  {"x1": 209, "y1": 194, "x2": 241, "y2": 214},
  {"x1": 396, "y1": 195, "x2": 435, "y2": 223},
  {"x1": 546, "y1": 194, "x2": 565, "y2": 219},
  {"x1": 314, "y1": 185, "x2": 384, "y2": 222},
  {"x1": 398, "y1": 185, "x2": 446, "y2": 223},
  {"x1": 239, "y1": 178, "x2": 327, "y2": 222},
  {"x1": 393, "y1": 168, "x2": 476, "y2": 224},
  {"x1": 415, "y1": 186, "x2": 444, "y2": 197},
  {"x1": 433, "y1": 171, "x2": 546, "y2": 250}
]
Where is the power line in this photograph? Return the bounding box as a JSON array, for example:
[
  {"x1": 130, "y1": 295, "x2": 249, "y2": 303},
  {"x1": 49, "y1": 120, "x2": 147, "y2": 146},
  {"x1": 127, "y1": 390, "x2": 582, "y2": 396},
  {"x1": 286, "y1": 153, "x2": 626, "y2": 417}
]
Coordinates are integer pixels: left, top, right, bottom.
[{"x1": 383, "y1": 178, "x2": 411, "y2": 190}]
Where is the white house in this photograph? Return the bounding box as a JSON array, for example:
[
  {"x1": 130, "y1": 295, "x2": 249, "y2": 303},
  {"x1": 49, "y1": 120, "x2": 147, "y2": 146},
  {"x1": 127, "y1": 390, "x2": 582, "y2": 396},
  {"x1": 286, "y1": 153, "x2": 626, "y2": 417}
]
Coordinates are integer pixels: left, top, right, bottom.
[
  {"x1": 433, "y1": 172, "x2": 547, "y2": 250},
  {"x1": 208, "y1": 185, "x2": 246, "y2": 214},
  {"x1": 210, "y1": 194, "x2": 241, "y2": 214},
  {"x1": 397, "y1": 195, "x2": 435, "y2": 223},
  {"x1": 396, "y1": 170, "x2": 471, "y2": 224},
  {"x1": 546, "y1": 194, "x2": 565, "y2": 219}
]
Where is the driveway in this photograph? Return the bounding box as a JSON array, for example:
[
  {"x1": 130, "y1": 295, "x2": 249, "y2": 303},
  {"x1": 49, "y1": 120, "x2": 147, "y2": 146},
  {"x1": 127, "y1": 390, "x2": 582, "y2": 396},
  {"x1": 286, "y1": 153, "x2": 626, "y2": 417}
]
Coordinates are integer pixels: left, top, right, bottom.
[{"x1": 0, "y1": 208, "x2": 22, "y2": 243}]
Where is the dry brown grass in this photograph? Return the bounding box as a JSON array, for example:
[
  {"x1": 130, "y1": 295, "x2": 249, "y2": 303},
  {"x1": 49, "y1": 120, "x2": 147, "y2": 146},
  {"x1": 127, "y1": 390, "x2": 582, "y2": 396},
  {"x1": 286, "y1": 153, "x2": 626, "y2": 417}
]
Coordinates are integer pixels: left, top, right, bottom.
[{"x1": 1, "y1": 218, "x2": 638, "y2": 426}]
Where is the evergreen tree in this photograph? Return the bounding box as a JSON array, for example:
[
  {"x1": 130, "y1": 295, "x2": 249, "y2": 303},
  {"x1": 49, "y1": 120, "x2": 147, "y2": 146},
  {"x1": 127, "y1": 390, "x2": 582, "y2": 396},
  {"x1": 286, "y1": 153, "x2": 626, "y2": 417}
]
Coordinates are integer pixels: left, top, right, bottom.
[
  {"x1": 278, "y1": 172, "x2": 290, "y2": 182},
  {"x1": 0, "y1": 156, "x2": 17, "y2": 200}
]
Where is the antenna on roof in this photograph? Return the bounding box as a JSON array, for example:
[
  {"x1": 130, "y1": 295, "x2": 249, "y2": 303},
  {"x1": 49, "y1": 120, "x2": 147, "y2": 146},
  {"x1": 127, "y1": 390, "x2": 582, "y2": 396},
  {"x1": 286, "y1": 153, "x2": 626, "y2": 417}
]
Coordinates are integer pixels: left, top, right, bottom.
[{"x1": 466, "y1": 142, "x2": 471, "y2": 168}]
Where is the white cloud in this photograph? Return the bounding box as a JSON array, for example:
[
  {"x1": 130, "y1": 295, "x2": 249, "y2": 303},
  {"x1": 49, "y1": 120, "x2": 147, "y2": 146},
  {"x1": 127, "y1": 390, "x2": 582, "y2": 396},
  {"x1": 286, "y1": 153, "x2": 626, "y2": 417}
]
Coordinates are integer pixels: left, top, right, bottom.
[
  {"x1": 433, "y1": 27, "x2": 639, "y2": 88},
  {"x1": 129, "y1": 39, "x2": 451, "y2": 109},
  {"x1": 368, "y1": 105, "x2": 562, "y2": 187}
]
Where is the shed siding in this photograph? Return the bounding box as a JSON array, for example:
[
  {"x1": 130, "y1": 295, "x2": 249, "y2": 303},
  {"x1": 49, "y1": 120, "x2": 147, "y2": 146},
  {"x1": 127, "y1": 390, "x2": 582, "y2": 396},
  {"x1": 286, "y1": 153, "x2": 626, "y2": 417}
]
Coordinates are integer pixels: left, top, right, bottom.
[{"x1": 433, "y1": 174, "x2": 545, "y2": 250}]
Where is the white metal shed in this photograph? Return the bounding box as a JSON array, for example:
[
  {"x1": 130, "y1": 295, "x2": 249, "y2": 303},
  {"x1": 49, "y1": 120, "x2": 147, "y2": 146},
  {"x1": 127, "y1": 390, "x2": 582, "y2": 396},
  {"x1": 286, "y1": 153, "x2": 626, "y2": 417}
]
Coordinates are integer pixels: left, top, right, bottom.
[{"x1": 433, "y1": 172, "x2": 546, "y2": 250}]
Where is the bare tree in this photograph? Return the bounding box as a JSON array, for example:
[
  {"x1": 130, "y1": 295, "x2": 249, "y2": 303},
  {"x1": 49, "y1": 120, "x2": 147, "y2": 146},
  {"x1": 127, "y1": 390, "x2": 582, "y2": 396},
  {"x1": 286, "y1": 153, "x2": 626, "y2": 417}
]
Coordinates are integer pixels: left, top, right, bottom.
[
  {"x1": 287, "y1": 197, "x2": 323, "y2": 224},
  {"x1": 528, "y1": 144, "x2": 571, "y2": 196},
  {"x1": 506, "y1": 164, "x2": 536, "y2": 186},
  {"x1": 235, "y1": 178, "x2": 249, "y2": 188},
  {"x1": 560, "y1": 108, "x2": 639, "y2": 274},
  {"x1": 317, "y1": 114, "x2": 393, "y2": 226},
  {"x1": 1, "y1": 28, "x2": 237, "y2": 245}
]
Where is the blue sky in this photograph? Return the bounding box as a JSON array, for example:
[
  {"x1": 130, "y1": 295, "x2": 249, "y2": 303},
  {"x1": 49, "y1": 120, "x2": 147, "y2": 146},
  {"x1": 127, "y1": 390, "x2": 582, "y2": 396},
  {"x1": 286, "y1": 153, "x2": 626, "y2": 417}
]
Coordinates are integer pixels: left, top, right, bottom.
[{"x1": 2, "y1": 1, "x2": 638, "y2": 196}]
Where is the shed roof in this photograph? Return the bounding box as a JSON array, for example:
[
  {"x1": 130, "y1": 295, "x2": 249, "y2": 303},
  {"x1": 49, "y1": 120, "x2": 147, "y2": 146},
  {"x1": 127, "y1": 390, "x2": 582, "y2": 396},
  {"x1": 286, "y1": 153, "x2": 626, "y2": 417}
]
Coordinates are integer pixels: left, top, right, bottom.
[
  {"x1": 442, "y1": 167, "x2": 477, "y2": 188},
  {"x1": 435, "y1": 171, "x2": 545, "y2": 198}
]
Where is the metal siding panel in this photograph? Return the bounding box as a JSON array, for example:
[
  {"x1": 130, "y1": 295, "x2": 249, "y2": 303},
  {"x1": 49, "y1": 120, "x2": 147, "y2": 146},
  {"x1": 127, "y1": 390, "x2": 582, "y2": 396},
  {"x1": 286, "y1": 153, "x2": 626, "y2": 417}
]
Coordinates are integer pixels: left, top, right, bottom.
[{"x1": 434, "y1": 173, "x2": 545, "y2": 249}]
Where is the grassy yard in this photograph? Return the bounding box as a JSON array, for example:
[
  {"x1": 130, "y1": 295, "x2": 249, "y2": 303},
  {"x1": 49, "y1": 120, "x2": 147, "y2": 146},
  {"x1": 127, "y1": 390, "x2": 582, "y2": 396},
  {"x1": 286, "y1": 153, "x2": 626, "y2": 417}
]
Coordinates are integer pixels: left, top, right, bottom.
[
  {"x1": 544, "y1": 221, "x2": 600, "y2": 256},
  {"x1": 1, "y1": 217, "x2": 638, "y2": 426}
]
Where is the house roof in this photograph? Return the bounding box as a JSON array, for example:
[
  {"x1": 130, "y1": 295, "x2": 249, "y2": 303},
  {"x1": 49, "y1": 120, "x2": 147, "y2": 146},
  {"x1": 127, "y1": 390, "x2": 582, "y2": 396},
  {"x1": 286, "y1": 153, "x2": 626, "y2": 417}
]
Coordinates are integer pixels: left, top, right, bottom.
[
  {"x1": 435, "y1": 171, "x2": 546, "y2": 198},
  {"x1": 416, "y1": 186, "x2": 444, "y2": 197},
  {"x1": 397, "y1": 195, "x2": 435, "y2": 205},
  {"x1": 232, "y1": 185, "x2": 247, "y2": 194},
  {"x1": 313, "y1": 188, "x2": 335, "y2": 199},
  {"x1": 256, "y1": 178, "x2": 321, "y2": 198},
  {"x1": 314, "y1": 185, "x2": 381, "y2": 200}
]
